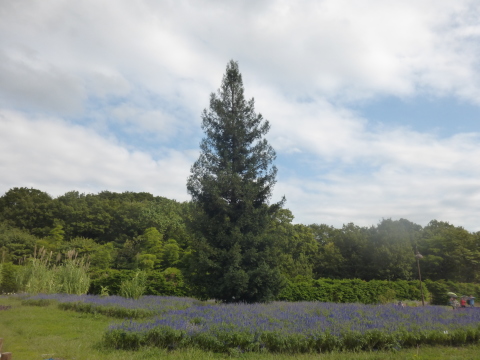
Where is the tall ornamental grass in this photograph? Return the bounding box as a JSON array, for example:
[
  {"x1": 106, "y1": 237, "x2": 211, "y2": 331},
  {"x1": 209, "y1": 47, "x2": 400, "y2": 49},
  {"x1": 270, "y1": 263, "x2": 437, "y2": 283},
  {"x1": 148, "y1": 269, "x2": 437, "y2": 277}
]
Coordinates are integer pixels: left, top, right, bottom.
[
  {"x1": 120, "y1": 270, "x2": 147, "y2": 299},
  {"x1": 16, "y1": 248, "x2": 58, "y2": 294},
  {"x1": 16, "y1": 247, "x2": 90, "y2": 295},
  {"x1": 56, "y1": 250, "x2": 90, "y2": 295}
]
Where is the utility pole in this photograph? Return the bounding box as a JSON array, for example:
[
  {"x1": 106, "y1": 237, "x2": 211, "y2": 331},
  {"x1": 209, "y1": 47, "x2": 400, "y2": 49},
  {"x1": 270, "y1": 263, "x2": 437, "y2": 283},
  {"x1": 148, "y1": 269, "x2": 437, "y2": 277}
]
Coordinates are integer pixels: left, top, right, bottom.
[{"x1": 415, "y1": 245, "x2": 425, "y2": 306}]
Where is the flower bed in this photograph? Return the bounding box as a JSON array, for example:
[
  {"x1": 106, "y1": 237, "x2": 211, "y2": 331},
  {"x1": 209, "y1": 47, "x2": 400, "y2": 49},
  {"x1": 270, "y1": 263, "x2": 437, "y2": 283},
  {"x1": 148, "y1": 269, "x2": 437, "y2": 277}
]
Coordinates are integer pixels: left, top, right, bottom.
[
  {"x1": 24, "y1": 294, "x2": 199, "y2": 318},
  {"x1": 21, "y1": 294, "x2": 480, "y2": 353},
  {"x1": 103, "y1": 301, "x2": 480, "y2": 353}
]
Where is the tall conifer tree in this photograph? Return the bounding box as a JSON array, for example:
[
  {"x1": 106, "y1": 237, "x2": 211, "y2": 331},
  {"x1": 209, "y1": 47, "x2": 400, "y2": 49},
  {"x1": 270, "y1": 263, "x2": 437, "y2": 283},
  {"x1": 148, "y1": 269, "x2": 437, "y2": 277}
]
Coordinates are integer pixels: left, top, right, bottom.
[{"x1": 187, "y1": 60, "x2": 284, "y2": 302}]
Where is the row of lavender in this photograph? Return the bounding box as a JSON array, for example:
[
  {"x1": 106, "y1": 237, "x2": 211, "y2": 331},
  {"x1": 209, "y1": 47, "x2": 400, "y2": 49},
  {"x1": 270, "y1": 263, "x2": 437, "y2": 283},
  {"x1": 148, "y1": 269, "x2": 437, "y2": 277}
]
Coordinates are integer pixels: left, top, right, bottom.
[
  {"x1": 23, "y1": 294, "x2": 480, "y2": 353},
  {"x1": 22, "y1": 293, "x2": 200, "y2": 318},
  {"x1": 104, "y1": 302, "x2": 480, "y2": 352}
]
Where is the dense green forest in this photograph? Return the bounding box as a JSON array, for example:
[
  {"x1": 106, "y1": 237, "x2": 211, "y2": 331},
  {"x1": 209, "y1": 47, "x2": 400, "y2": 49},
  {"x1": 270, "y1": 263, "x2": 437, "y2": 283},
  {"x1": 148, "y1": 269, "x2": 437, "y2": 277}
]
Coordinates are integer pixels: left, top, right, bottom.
[{"x1": 1, "y1": 186, "x2": 479, "y2": 296}]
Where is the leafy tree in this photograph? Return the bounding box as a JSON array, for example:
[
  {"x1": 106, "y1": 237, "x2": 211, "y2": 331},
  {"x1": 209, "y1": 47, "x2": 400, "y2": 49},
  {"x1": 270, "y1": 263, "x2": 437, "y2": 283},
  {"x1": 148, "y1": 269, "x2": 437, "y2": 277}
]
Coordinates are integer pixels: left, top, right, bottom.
[
  {"x1": 0, "y1": 187, "x2": 54, "y2": 237},
  {"x1": 36, "y1": 223, "x2": 65, "y2": 253},
  {"x1": 52, "y1": 191, "x2": 113, "y2": 242},
  {"x1": 186, "y1": 60, "x2": 284, "y2": 302},
  {"x1": 138, "y1": 227, "x2": 164, "y2": 269},
  {"x1": 364, "y1": 219, "x2": 418, "y2": 280},
  {"x1": 137, "y1": 254, "x2": 156, "y2": 270},
  {"x1": 309, "y1": 224, "x2": 345, "y2": 279},
  {"x1": 268, "y1": 209, "x2": 317, "y2": 280},
  {"x1": 332, "y1": 223, "x2": 369, "y2": 279},
  {"x1": 0, "y1": 222, "x2": 38, "y2": 263},
  {"x1": 65, "y1": 237, "x2": 114, "y2": 270},
  {"x1": 0, "y1": 262, "x2": 19, "y2": 293},
  {"x1": 162, "y1": 239, "x2": 181, "y2": 269},
  {"x1": 419, "y1": 220, "x2": 480, "y2": 282}
]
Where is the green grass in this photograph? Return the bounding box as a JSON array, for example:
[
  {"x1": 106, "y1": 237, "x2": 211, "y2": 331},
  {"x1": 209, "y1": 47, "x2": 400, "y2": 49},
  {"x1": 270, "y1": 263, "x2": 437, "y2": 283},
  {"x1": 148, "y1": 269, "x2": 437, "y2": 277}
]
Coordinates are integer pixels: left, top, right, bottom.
[{"x1": 1, "y1": 296, "x2": 480, "y2": 360}]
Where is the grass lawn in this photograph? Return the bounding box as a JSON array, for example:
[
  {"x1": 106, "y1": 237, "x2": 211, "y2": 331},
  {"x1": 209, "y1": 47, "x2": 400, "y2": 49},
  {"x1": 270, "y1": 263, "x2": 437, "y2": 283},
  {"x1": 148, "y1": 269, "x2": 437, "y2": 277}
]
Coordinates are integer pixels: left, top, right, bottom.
[{"x1": 1, "y1": 296, "x2": 479, "y2": 360}]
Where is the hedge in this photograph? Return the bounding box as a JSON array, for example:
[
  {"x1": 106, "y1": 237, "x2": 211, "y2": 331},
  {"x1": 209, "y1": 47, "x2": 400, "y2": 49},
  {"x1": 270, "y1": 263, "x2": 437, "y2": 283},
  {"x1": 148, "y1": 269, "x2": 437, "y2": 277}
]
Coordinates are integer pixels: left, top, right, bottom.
[{"x1": 277, "y1": 278, "x2": 462, "y2": 304}]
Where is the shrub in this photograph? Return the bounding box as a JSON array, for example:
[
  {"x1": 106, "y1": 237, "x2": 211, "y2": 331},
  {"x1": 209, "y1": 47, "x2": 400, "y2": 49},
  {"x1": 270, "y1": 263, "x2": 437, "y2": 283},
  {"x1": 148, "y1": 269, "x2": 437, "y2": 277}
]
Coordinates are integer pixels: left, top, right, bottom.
[
  {"x1": 0, "y1": 262, "x2": 19, "y2": 293},
  {"x1": 90, "y1": 269, "x2": 189, "y2": 297},
  {"x1": 120, "y1": 270, "x2": 147, "y2": 299},
  {"x1": 278, "y1": 279, "x2": 431, "y2": 304}
]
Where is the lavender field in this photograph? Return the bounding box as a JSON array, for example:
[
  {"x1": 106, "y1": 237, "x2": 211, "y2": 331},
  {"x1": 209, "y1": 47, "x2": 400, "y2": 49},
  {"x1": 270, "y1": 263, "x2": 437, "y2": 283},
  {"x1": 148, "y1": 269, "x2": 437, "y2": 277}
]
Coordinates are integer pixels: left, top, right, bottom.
[
  {"x1": 25, "y1": 294, "x2": 480, "y2": 353},
  {"x1": 23, "y1": 294, "x2": 200, "y2": 318}
]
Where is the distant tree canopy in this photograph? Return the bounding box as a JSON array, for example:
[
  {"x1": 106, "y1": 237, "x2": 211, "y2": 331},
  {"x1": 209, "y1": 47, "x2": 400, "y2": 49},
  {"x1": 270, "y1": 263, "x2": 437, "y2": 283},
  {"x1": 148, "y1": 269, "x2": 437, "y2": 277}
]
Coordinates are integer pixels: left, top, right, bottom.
[{"x1": 1, "y1": 186, "x2": 480, "y2": 290}]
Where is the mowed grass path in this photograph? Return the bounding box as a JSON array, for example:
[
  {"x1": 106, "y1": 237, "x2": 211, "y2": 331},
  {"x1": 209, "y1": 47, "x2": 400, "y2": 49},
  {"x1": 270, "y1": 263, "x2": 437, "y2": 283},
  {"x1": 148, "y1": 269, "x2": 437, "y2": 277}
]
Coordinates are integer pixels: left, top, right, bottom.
[{"x1": 1, "y1": 296, "x2": 479, "y2": 360}]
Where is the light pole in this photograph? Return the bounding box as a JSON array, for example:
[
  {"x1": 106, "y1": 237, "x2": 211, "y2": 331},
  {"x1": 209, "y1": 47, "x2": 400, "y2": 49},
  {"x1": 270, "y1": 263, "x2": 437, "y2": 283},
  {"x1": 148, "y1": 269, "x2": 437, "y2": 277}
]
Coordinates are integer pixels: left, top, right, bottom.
[{"x1": 415, "y1": 246, "x2": 425, "y2": 306}]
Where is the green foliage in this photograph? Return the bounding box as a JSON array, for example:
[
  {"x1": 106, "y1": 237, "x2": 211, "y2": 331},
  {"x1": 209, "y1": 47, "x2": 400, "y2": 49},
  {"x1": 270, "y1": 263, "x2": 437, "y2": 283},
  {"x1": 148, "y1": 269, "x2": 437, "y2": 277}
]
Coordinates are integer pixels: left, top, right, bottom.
[
  {"x1": 100, "y1": 285, "x2": 109, "y2": 297},
  {"x1": 0, "y1": 222, "x2": 38, "y2": 263},
  {"x1": 58, "y1": 301, "x2": 154, "y2": 318},
  {"x1": 418, "y1": 220, "x2": 480, "y2": 283},
  {"x1": 378, "y1": 289, "x2": 397, "y2": 304},
  {"x1": 16, "y1": 248, "x2": 58, "y2": 294},
  {"x1": 90, "y1": 269, "x2": 189, "y2": 297},
  {"x1": 103, "y1": 325, "x2": 480, "y2": 354},
  {"x1": 120, "y1": 270, "x2": 147, "y2": 299},
  {"x1": 138, "y1": 253, "x2": 156, "y2": 270},
  {"x1": 15, "y1": 248, "x2": 90, "y2": 295},
  {"x1": 365, "y1": 219, "x2": 420, "y2": 280},
  {"x1": 162, "y1": 239, "x2": 180, "y2": 268},
  {"x1": 55, "y1": 250, "x2": 90, "y2": 295},
  {"x1": 277, "y1": 278, "x2": 431, "y2": 304},
  {"x1": 424, "y1": 279, "x2": 480, "y2": 305},
  {"x1": 187, "y1": 60, "x2": 284, "y2": 303},
  {"x1": 21, "y1": 298, "x2": 55, "y2": 306},
  {"x1": 89, "y1": 269, "x2": 133, "y2": 295},
  {"x1": 269, "y1": 210, "x2": 317, "y2": 280},
  {"x1": 2, "y1": 184, "x2": 480, "y2": 301},
  {"x1": 0, "y1": 187, "x2": 54, "y2": 237},
  {"x1": 0, "y1": 262, "x2": 19, "y2": 293},
  {"x1": 65, "y1": 237, "x2": 114, "y2": 270}
]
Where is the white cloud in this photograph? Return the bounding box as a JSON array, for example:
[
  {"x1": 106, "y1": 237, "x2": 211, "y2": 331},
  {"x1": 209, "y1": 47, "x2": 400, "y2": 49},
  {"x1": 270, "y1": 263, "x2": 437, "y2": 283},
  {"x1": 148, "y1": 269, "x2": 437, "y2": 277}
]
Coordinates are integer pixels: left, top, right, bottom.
[
  {"x1": 0, "y1": 110, "x2": 194, "y2": 200},
  {"x1": 269, "y1": 103, "x2": 480, "y2": 230},
  {"x1": 0, "y1": 49, "x2": 86, "y2": 114},
  {"x1": 3, "y1": 0, "x2": 480, "y2": 115}
]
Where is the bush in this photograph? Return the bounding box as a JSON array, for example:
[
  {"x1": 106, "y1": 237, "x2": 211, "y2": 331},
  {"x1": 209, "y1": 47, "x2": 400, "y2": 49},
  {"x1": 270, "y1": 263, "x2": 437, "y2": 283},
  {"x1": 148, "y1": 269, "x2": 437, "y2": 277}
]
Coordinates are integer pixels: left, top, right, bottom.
[
  {"x1": 89, "y1": 269, "x2": 189, "y2": 297},
  {"x1": 120, "y1": 270, "x2": 147, "y2": 299},
  {"x1": 0, "y1": 262, "x2": 19, "y2": 293},
  {"x1": 277, "y1": 278, "x2": 431, "y2": 303},
  {"x1": 424, "y1": 279, "x2": 480, "y2": 305}
]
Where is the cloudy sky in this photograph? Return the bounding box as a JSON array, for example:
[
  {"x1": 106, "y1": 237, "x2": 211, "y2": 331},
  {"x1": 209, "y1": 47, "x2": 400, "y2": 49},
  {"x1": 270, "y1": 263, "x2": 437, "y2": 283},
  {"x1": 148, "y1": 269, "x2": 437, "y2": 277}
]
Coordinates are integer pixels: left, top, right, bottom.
[{"x1": 1, "y1": 0, "x2": 480, "y2": 230}]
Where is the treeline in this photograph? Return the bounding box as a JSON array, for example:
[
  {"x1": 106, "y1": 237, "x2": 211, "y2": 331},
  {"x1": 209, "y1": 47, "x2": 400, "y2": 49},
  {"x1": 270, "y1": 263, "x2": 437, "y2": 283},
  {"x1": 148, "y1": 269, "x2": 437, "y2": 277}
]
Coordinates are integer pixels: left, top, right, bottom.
[{"x1": 1, "y1": 187, "x2": 479, "y2": 295}]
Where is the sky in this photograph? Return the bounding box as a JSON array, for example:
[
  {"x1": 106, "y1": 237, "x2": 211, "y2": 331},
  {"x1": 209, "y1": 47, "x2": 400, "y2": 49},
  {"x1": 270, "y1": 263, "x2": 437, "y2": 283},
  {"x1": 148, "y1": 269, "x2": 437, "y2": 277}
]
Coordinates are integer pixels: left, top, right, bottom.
[{"x1": 1, "y1": 0, "x2": 480, "y2": 231}]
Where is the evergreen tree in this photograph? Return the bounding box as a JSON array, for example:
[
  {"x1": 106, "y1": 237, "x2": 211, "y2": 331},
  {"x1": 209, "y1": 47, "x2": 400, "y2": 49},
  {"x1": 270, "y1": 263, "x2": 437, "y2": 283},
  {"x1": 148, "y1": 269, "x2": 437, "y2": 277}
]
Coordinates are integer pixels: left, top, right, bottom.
[{"x1": 187, "y1": 60, "x2": 284, "y2": 302}]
